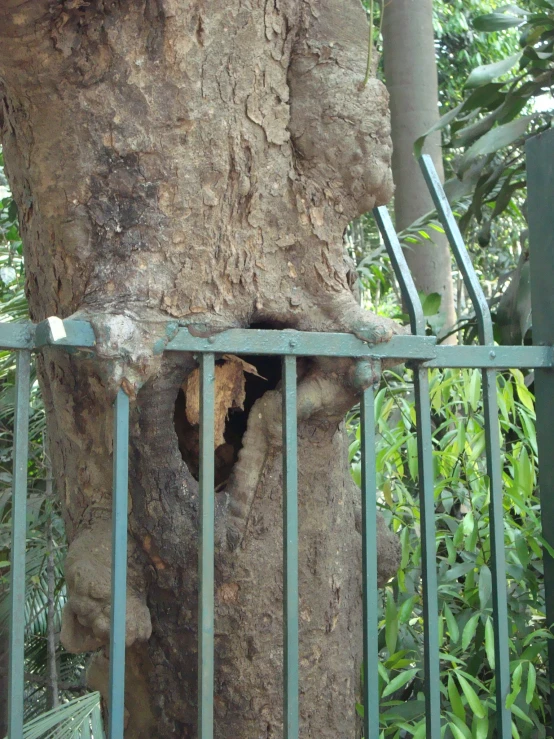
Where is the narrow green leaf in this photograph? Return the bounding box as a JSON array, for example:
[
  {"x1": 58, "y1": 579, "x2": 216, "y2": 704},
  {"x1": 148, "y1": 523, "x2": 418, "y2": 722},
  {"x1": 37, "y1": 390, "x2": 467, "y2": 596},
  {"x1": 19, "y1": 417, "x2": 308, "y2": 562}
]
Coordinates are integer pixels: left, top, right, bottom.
[
  {"x1": 449, "y1": 714, "x2": 473, "y2": 739},
  {"x1": 462, "y1": 510, "x2": 475, "y2": 539},
  {"x1": 411, "y1": 722, "x2": 426, "y2": 739},
  {"x1": 381, "y1": 668, "x2": 419, "y2": 698},
  {"x1": 485, "y1": 617, "x2": 496, "y2": 670},
  {"x1": 465, "y1": 52, "x2": 523, "y2": 88},
  {"x1": 469, "y1": 369, "x2": 481, "y2": 412},
  {"x1": 450, "y1": 722, "x2": 469, "y2": 739},
  {"x1": 400, "y1": 527, "x2": 410, "y2": 570},
  {"x1": 457, "y1": 421, "x2": 466, "y2": 456},
  {"x1": 398, "y1": 595, "x2": 418, "y2": 624},
  {"x1": 457, "y1": 673, "x2": 486, "y2": 718},
  {"x1": 473, "y1": 12, "x2": 524, "y2": 30},
  {"x1": 385, "y1": 590, "x2": 398, "y2": 656},
  {"x1": 472, "y1": 714, "x2": 489, "y2": 739},
  {"x1": 448, "y1": 674, "x2": 466, "y2": 722},
  {"x1": 462, "y1": 612, "x2": 481, "y2": 650},
  {"x1": 506, "y1": 662, "x2": 523, "y2": 708},
  {"x1": 510, "y1": 702, "x2": 534, "y2": 725},
  {"x1": 460, "y1": 117, "x2": 532, "y2": 172},
  {"x1": 478, "y1": 565, "x2": 492, "y2": 609},
  {"x1": 407, "y1": 435, "x2": 418, "y2": 480},
  {"x1": 513, "y1": 661, "x2": 523, "y2": 694},
  {"x1": 516, "y1": 382, "x2": 535, "y2": 413},
  {"x1": 468, "y1": 433, "x2": 486, "y2": 465},
  {"x1": 422, "y1": 292, "x2": 442, "y2": 317},
  {"x1": 445, "y1": 562, "x2": 475, "y2": 582},
  {"x1": 526, "y1": 662, "x2": 537, "y2": 704},
  {"x1": 414, "y1": 102, "x2": 465, "y2": 157},
  {"x1": 444, "y1": 603, "x2": 460, "y2": 644},
  {"x1": 516, "y1": 446, "x2": 534, "y2": 498}
]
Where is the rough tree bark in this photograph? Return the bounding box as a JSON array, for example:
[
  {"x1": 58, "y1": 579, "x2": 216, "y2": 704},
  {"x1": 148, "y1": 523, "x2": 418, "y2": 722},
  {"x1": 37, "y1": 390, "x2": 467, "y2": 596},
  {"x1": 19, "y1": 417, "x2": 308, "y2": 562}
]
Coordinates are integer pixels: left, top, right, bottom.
[
  {"x1": 382, "y1": 0, "x2": 457, "y2": 341},
  {"x1": 0, "y1": 1, "x2": 401, "y2": 736}
]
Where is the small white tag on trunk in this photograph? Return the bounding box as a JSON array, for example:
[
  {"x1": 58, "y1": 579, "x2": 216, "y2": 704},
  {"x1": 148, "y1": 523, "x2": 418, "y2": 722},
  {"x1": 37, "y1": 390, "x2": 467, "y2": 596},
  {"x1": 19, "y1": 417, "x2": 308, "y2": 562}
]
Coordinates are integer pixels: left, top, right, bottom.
[{"x1": 46, "y1": 316, "x2": 67, "y2": 342}]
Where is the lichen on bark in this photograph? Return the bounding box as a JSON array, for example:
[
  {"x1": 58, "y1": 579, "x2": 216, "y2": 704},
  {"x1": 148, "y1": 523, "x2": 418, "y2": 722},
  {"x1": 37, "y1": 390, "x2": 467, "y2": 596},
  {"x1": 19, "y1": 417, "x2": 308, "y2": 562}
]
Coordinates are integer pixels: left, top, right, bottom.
[{"x1": 0, "y1": 1, "x2": 402, "y2": 736}]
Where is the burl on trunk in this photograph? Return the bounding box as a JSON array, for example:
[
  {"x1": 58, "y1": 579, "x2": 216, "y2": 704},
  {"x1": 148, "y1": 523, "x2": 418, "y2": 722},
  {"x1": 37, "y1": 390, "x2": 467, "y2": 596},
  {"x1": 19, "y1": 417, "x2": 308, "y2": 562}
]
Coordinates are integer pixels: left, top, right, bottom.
[{"x1": 0, "y1": 1, "x2": 401, "y2": 736}]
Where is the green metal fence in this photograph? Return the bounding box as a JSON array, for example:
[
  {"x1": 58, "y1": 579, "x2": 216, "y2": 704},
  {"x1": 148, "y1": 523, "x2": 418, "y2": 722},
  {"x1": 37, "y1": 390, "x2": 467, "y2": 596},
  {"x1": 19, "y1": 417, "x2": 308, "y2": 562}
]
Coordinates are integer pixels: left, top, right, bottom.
[{"x1": 4, "y1": 138, "x2": 554, "y2": 738}]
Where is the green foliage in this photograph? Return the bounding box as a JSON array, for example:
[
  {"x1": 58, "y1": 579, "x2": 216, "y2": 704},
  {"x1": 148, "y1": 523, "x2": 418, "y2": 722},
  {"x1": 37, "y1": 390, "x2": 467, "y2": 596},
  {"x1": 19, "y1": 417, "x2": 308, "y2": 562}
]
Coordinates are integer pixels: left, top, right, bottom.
[
  {"x1": 3, "y1": 692, "x2": 105, "y2": 739},
  {"x1": 349, "y1": 367, "x2": 549, "y2": 737},
  {"x1": 421, "y1": 0, "x2": 554, "y2": 235},
  {"x1": 434, "y1": 0, "x2": 525, "y2": 106}
]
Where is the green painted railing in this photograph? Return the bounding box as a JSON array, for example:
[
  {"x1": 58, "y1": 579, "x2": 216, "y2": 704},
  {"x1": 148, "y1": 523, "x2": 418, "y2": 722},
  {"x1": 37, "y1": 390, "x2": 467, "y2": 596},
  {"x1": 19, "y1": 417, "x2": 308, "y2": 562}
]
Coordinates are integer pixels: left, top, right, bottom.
[{"x1": 4, "y1": 138, "x2": 554, "y2": 738}]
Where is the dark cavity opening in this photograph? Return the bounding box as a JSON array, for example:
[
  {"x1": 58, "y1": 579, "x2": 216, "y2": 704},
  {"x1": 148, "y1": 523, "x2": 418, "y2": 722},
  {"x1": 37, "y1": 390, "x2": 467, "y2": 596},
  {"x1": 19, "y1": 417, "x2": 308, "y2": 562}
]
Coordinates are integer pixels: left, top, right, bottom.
[
  {"x1": 249, "y1": 320, "x2": 292, "y2": 331},
  {"x1": 174, "y1": 354, "x2": 281, "y2": 489}
]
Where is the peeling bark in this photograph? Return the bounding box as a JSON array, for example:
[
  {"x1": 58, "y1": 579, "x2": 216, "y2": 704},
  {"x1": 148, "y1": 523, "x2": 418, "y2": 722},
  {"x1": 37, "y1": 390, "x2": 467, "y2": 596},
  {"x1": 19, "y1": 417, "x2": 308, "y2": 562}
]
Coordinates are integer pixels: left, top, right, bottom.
[{"x1": 0, "y1": 1, "x2": 401, "y2": 736}]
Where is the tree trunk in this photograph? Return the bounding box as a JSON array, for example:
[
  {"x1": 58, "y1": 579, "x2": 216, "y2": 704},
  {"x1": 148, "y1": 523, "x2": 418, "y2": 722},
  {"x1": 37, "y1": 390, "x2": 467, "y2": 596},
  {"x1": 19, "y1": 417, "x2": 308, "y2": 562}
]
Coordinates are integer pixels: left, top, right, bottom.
[
  {"x1": 0, "y1": 2, "x2": 400, "y2": 736},
  {"x1": 382, "y1": 0, "x2": 457, "y2": 340}
]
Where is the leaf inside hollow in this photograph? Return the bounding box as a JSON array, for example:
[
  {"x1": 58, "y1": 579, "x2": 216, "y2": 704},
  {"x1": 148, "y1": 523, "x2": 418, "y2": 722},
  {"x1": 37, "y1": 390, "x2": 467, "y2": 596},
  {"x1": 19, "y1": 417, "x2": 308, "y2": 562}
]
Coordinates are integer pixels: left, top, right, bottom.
[{"x1": 184, "y1": 355, "x2": 266, "y2": 447}]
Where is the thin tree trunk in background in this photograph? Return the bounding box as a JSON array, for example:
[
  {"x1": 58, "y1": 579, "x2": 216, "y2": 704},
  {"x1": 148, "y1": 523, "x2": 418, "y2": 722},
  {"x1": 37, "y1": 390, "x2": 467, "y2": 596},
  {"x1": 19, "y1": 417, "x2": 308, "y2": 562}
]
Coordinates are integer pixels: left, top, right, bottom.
[{"x1": 382, "y1": 0, "x2": 457, "y2": 341}]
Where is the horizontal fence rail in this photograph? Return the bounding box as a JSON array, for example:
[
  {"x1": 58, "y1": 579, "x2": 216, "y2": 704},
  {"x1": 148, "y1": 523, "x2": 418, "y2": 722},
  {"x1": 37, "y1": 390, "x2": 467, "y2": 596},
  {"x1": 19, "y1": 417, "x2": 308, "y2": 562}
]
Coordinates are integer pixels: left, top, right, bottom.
[
  {"x1": 4, "y1": 145, "x2": 554, "y2": 738},
  {"x1": 0, "y1": 322, "x2": 552, "y2": 368}
]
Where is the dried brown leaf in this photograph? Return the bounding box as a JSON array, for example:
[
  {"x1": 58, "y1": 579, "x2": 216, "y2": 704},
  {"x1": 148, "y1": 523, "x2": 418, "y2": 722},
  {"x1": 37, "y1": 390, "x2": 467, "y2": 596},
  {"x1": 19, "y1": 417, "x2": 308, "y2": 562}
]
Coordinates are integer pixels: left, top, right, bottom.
[{"x1": 183, "y1": 355, "x2": 266, "y2": 447}]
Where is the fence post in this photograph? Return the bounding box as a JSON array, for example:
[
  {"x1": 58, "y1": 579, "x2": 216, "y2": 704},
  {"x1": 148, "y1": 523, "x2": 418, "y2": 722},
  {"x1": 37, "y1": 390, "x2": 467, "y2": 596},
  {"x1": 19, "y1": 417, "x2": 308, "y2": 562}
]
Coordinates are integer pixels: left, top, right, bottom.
[
  {"x1": 8, "y1": 350, "x2": 30, "y2": 739},
  {"x1": 360, "y1": 385, "x2": 379, "y2": 739},
  {"x1": 527, "y1": 128, "x2": 554, "y2": 728},
  {"x1": 108, "y1": 387, "x2": 130, "y2": 739},
  {"x1": 198, "y1": 353, "x2": 216, "y2": 739},
  {"x1": 419, "y1": 157, "x2": 512, "y2": 737},
  {"x1": 282, "y1": 354, "x2": 299, "y2": 739},
  {"x1": 375, "y1": 206, "x2": 441, "y2": 736}
]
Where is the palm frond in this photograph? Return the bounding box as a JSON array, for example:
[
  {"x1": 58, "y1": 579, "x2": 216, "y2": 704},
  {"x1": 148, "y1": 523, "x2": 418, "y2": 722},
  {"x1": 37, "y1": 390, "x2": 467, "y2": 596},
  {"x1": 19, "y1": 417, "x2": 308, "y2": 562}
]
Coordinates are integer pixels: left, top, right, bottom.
[{"x1": 3, "y1": 692, "x2": 106, "y2": 739}]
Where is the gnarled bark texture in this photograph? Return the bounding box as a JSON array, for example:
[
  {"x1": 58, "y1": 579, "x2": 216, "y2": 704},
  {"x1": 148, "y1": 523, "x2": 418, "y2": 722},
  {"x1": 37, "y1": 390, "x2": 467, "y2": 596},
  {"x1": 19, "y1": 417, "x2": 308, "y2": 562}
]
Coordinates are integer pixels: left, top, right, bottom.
[{"x1": 0, "y1": 1, "x2": 401, "y2": 736}]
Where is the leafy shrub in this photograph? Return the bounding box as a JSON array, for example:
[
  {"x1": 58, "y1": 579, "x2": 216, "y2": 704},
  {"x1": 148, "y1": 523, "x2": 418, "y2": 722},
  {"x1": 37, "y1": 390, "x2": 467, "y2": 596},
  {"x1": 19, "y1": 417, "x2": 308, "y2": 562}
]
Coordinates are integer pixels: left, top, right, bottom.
[{"x1": 349, "y1": 366, "x2": 550, "y2": 738}]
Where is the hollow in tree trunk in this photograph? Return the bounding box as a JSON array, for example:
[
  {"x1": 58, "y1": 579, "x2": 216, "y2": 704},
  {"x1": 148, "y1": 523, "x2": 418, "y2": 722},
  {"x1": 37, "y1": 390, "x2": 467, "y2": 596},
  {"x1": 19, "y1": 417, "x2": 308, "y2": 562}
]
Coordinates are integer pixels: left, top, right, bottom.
[{"x1": 0, "y1": 1, "x2": 400, "y2": 736}]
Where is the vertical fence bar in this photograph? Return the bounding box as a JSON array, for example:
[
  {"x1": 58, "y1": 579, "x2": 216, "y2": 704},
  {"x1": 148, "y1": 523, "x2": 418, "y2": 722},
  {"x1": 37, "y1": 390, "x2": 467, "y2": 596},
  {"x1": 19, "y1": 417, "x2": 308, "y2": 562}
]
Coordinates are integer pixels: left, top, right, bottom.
[
  {"x1": 282, "y1": 354, "x2": 299, "y2": 739},
  {"x1": 108, "y1": 387, "x2": 130, "y2": 739},
  {"x1": 413, "y1": 367, "x2": 441, "y2": 737},
  {"x1": 526, "y1": 129, "x2": 554, "y2": 725},
  {"x1": 360, "y1": 386, "x2": 379, "y2": 739},
  {"x1": 419, "y1": 155, "x2": 511, "y2": 737},
  {"x1": 8, "y1": 349, "x2": 31, "y2": 739},
  {"x1": 198, "y1": 352, "x2": 216, "y2": 739},
  {"x1": 375, "y1": 206, "x2": 441, "y2": 736}
]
